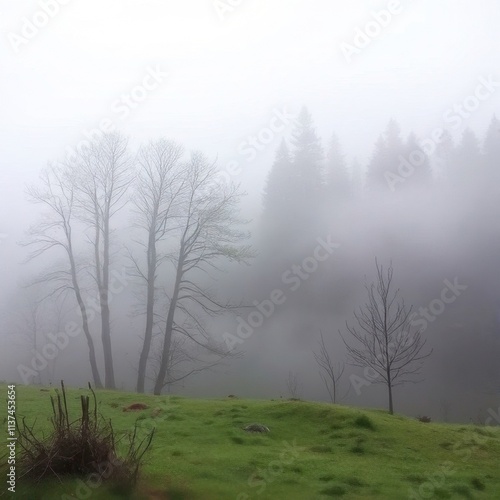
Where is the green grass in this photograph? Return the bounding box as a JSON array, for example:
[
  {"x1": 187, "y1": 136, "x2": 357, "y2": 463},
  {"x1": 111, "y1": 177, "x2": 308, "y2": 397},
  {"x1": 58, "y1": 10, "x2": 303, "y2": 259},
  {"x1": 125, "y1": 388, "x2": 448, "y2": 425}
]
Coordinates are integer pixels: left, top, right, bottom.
[{"x1": 1, "y1": 384, "x2": 500, "y2": 499}]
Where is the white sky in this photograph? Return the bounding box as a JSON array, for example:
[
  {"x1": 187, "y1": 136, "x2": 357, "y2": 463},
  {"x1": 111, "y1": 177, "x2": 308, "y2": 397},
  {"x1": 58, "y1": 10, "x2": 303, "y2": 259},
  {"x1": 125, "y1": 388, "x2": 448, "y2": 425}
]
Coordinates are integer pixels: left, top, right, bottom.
[{"x1": 1, "y1": 0, "x2": 499, "y2": 289}]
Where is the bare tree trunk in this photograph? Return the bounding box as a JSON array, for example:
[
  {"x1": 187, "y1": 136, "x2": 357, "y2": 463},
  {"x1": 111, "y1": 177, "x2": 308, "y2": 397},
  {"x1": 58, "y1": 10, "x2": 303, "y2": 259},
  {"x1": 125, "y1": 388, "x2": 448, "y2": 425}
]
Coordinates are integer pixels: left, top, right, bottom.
[
  {"x1": 132, "y1": 139, "x2": 184, "y2": 393},
  {"x1": 100, "y1": 210, "x2": 115, "y2": 389},
  {"x1": 136, "y1": 230, "x2": 156, "y2": 393},
  {"x1": 154, "y1": 250, "x2": 184, "y2": 395},
  {"x1": 69, "y1": 249, "x2": 103, "y2": 388},
  {"x1": 147, "y1": 151, "x2": 250, "y2": 394},
  {"x1": 388, "y1": 379, "x2": 394, "y2": 415},
  {"x1": 74, "y1": 134, "x2": 132, "y2": 389},
  {"x1": 31, "y1": 309, "x2": 42, "y2": 386}
]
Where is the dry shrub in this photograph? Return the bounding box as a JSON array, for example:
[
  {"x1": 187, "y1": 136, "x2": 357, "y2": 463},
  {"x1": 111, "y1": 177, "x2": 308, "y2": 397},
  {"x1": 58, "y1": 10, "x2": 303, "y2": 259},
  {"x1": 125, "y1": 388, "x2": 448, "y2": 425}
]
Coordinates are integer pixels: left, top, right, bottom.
[{"x1": 16, "y1": 381, "x2": 154, "y2": 491}]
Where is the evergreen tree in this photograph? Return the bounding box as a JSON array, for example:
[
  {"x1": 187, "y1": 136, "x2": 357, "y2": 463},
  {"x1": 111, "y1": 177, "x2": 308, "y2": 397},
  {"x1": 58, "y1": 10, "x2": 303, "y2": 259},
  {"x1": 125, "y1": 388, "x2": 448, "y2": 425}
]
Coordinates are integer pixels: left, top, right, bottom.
[
  {"x1": 402, "y1": 132, "x2": 432, "y2": 187},
  {"x1": 288, "y1": 107, "x2": 324, "y2": 241},
  {"x1": 366, "y1": 134, "x2": 387, "y2": 188},
  {"x1": 384, "y1": 120, "x2": 405, "y2": 187},
  {"x1": 261, "y1": 139, "x2": 294, "y2": 249},
  {"x1": 385, "y1": 119, "x2": 404, "y2": 157},
  {"x1": 451, "y1": 128, "x2": 482, "y2": 186},
  {"x1": 367, "y1": 121, "x2": 434, "y2": 191},
  {"x1": 434, "y1": 129, "x2": 455, "y2": 181},
  {"x1": 350, "y1": 156, "x2": 363, "y2": 197},
  {"x1": 260, "y1": 107, "x2": 324, "y2": 255},
  {"x1": 325, "y1": 132, "x2": 351, "y2": 199},
  {"x1": 289, "y1": 106, "x2": 324, "y2": 198},
  {"x1": 262, "y1": 138, "x2": 292, "y2": 217}
]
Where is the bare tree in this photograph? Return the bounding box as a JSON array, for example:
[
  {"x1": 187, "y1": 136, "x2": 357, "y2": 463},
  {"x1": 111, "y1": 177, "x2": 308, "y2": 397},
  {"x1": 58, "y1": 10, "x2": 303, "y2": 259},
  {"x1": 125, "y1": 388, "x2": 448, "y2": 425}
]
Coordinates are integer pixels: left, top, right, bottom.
[
  {"x1": 23, "y1": 165, "x2": 103, "y2": 387},
  {"x1": 153, "y1": 152, "x2": 252, "y2": 395},
  {"x1": 313, "y1": 331, "x2": 348, "y2": 403},
  {"x1": 73, "y1": 133, "x2": 134, "y2": 389},
  {"x1": 341, "y1": 259, "x2": 432, "y2": 414},
  {"x1": 129, "y1": 138, "x2": 185, "y2": 393}
]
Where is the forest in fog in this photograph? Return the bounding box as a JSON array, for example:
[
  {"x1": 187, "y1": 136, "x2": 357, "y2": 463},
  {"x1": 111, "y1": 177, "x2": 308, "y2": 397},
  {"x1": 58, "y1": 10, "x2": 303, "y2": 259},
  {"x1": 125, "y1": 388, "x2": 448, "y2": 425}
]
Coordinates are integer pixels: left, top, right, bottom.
[
  {"x1": 2, "y1": 106, "x2": 499, "y2": 423},
  {"x1": 1, "y1": 1, "x2": 500, "y2": 427}
]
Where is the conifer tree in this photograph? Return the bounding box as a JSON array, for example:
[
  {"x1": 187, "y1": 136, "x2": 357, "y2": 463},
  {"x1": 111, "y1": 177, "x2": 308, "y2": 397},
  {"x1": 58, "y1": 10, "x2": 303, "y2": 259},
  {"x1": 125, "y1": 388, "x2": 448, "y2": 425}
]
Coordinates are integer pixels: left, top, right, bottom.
[
  {"x1": 434, "y1": 129, "x2": 455, "y2": 181},
  {"x1": 262, "y1": 138, "x2": 292, "y2": 218},
  {"x1": 261, "y1": 106, "x2": 324, "y2": 252},
  {"x1": 402, "y1": 132, "x2": 432, "y2": 187},
  {"x1": 452, "y1": 128, "x2": 482, "y2": 186},
  {"x1": 366, "y1": 134, "x2": 387, "y2": 188},
  {"x1": 289, "y1": 106, "x2": 324, "y2": 199},
  {"x1": 325, "y1": 132, "x2": 351, "y2": 199}
]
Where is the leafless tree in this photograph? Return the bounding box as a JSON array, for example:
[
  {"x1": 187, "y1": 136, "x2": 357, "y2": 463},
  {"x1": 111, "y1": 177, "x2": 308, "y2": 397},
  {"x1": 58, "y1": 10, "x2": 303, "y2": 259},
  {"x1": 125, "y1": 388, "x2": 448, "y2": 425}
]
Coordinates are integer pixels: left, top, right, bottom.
[
  {"x1": 153, "y1": 152, "x2": 252, "y2": 395},
  {"x1": 313, "y1": 330, "x2": 349, "y2": 403},
  {"x1": 341, "y1": 259, "x2": 432, "y2": 414},
  {"x1": 23, "y1": 165, "x2": 103, "y2": 387},
  {"x1": 73, "y1": 133, "x2": 134, "y2": 389},
  {"x1": 128, "y1": 138, "x2": 185, "y2": 393}
]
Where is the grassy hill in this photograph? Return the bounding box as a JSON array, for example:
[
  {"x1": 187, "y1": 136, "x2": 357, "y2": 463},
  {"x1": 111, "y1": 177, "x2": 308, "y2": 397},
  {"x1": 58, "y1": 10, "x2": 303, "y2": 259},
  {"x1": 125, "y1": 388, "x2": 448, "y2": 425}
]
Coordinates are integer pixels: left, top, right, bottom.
[{"x1": 1, "y1": 384, "x2": 499, "y2": 499}]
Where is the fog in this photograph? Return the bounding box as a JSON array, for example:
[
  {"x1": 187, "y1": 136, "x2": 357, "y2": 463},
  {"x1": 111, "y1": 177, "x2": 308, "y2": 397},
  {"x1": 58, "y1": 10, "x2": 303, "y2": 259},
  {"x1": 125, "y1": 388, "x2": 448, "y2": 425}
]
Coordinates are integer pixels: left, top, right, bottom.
[{"x1": 1, "y1": 0, "x2": 500, "y2": 423}]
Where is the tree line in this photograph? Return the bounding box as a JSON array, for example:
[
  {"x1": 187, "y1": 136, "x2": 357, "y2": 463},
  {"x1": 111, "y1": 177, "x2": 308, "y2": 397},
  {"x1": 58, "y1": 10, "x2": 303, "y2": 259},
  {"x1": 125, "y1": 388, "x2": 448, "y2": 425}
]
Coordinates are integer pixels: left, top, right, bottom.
[{"x1": 262, "y1": 108, "x2": 500, "y2": 254}]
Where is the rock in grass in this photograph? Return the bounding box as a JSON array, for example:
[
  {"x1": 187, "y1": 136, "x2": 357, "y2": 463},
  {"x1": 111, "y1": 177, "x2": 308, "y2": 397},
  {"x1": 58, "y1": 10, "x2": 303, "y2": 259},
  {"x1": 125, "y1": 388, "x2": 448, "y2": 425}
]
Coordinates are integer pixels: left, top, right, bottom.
[{"x1": 243, "y1": 423, "x2": 270, "y2": 433}]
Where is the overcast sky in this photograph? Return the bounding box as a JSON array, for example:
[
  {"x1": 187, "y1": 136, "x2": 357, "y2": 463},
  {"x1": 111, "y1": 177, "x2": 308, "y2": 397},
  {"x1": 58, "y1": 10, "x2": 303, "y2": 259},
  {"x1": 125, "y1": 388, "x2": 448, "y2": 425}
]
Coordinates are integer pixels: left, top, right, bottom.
[{"x1": 1, "y1": 0, "x2": 500, "y2": 295}]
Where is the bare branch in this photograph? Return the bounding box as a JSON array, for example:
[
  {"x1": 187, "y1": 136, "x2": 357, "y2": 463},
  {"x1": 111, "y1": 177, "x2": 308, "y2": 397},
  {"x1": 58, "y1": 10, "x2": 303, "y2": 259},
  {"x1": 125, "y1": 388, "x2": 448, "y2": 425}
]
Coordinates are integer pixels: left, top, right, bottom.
[{"x1": 341, "y1": 259, "x2": 432, "y2": 414}]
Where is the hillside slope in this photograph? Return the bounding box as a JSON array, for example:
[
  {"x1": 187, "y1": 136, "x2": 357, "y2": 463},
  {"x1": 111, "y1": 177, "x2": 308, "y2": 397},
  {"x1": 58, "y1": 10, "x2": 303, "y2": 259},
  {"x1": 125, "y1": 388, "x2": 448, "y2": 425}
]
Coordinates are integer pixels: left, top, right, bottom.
[{"x1": 1, "y1": 384, "x2": 499, "y2": 499}]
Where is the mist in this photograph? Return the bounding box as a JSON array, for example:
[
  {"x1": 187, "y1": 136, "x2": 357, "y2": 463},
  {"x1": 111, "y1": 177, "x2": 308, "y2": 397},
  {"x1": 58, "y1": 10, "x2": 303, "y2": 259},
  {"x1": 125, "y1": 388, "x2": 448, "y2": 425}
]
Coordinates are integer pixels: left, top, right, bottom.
[{"x1": 1, "y1": 0, "x2": 500, "y2": 425}]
